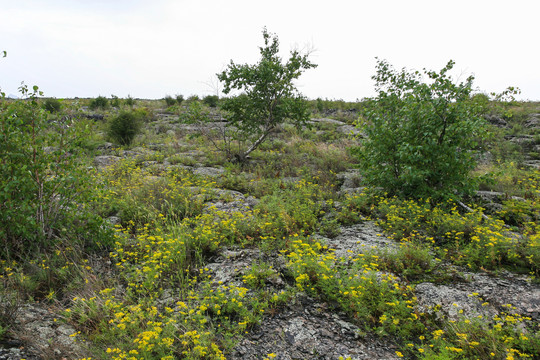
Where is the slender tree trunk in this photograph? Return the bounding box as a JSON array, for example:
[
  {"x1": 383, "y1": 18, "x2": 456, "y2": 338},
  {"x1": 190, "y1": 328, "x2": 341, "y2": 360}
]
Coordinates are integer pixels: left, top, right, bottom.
[{"x1": 241, "y1": 126, "x2": 274, "y2": 160}]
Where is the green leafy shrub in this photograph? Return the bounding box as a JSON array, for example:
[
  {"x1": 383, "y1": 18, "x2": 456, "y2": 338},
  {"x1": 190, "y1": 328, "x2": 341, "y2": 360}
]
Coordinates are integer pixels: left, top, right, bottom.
[
  {"x1": 179, "y1": 100, "x2": 209, "y2": 124},
  {"x1": 163, "y1": 95, "x2": 176, "y2": 107},
  {"x1": 110, "y1": 94, "x2": 120, "y2": 107},
  {"x1": 107, "y1": 110, "x2": 142, "y2": 146},
  {"x1": 124, "y1": 95, "x2": 135, "y2": 107},
  {"x1": 42, "y1": 97, "x2": 61, "y2": 113},
  {"x1": 203, "y1": 95, "x2": 219, "y2": 108},
  {"x1": 89, "y1": 95, "x2": 109, "y2": 110},
  {"x1": 176, "y1": 94, "x2": 184, "y2": 105},
  {"x1": 356, "y1": 59, "x2": 486, "y2": 200},
  {"x1": 0, "y1": 85, "x2": 111, "y2": 259},
  {"x1": 186, "y1": 95, "x2": 200, "y2": 103}
]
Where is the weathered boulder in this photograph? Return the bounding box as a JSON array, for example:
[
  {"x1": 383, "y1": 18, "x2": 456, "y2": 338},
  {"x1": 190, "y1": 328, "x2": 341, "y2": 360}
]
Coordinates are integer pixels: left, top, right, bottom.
[
  {"x1": 415, "y1": 271, "x2": 540, "y2": 322},
  {"x1": 524, "y1": 113, "x2": 540, "y2": 129},
  {"x1": 9, "y1": 304, "x2": 87, "y2": 359},
  {"x1": 315, "y1": 222, "x2": 397, "y2": 260},
  {"x1": 484, "y1": 114, "x2": 508, "y2": 128},
  {"x1": 93, "y1": 155, "x2": 121, "y2": 168},
  {"x1": 193, "y1": 166, "x2": 225, "y2": 178}
]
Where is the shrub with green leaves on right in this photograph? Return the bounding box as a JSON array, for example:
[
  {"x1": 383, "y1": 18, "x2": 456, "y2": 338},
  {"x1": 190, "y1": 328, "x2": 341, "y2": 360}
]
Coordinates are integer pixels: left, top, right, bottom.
[{"x1": 355, "y1": 59, "x2": 486, "y2": 200}]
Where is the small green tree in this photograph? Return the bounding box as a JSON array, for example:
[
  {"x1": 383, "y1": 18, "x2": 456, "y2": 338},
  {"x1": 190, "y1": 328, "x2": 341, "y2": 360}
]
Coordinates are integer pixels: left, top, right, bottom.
[
  {"x1": 217, "y1": 28, "x2": 317, "y2": 161},
  {"x1": 356, "y1": 59, "x2": 486, "y2": 200}
]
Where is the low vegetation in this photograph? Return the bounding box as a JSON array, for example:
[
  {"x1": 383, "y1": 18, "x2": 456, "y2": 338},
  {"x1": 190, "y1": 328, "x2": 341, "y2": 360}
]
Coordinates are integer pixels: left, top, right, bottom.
[{"x1": 1, "y1": 43, "x2": 539, "y2": 359}]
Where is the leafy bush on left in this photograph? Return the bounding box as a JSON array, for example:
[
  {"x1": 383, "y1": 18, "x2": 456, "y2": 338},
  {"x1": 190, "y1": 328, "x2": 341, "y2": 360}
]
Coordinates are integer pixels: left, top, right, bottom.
[{"x1": 0, "y1": 85, "x2": 112, "y2": 259}]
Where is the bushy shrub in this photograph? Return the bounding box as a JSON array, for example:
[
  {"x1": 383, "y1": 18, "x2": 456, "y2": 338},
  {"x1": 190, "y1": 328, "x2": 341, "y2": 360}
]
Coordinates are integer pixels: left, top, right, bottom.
[
  {"x1": 356, "y1": 59, "x2": 486, "y2": 200},
  {"x1": 187, "y1": 95, "x2": 200, "y2": 103},
  {"x1": 89, "y1": 95, "x2": 109, "y2": 110},
  {"x1": 124, "y1": 95, "x2": 135, "y2": 107},
  {"x1": 179, "y1": 100, "x2": 209, "y2": 124},
  {"x1": 110, "y1": 94, "x2": 120, "y2": 107},
  {"x1": 42, "y1": 98, "x2": 61, "y2": 113},
  {"x1": 163, "y1": 95, "x2": 176, "y2": 107},
  {"x1": 176, "y1": 94, "x2": 184, "y2": 105},
  {"x1": 203, "y1": 95, "x2": 219, "y2": 108},
  {"x1": 107, "y1": 111, "x2": 141, "y2": 146},
  {"x1": 0, "y1": 85, "x2": 111, "y2": 259}
]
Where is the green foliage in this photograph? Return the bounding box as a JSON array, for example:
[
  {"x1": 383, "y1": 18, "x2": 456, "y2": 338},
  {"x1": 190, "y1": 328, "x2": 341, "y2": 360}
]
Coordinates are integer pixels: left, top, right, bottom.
[
  {"x1": 163, "y1": 95, "x2": 176, "y2": 107},
  {"x1": 0, "y1": 289, "x2": 20, "y2": 339},
  {"x1": 110, "y1": 94, "x2": 120, "y2": 108},
  {"x1": 186, "y1": 95, "x2": 200, "y2": 103},
  {"x1": 89, "y1": 95, "x2": 109, "y2": 110},
  {"x1": 356, "y1": 59, "x2": 486, "y2": 200},
  {"x1": 370, "y1": 195, "x2": 540, "y2": 276},
  {"x1": 242, "y1": 260, "x2": 278, "y2": 289},
  {"x1": 176, "y1": 94, "x2": 184, "y2": 105},
  {"x1": 254, "y1": 179, "x2": 332, "y2": 244},
  {"x1": 286, "y1": 238, "x2": 426, "y2": 338},
  {"x1": 42, "y1": 97, "x2": 62, "y2": 113},
  {"x1": 217, "y1": 27, "x2": 317, "y2": 161},
  {"x1": 0, "y1": 85, "x2": 110, "y2": 259},
  {"x1": 316, "y1": 97, "x2": 324, "y2": 113},
  {"x1": 413, "y1": 314, "x2": 539, "y2": 360},
  {"x1": 124, "y1": 95, "x2": 135, "y2": 107},
  {"x1": 489, "y1": 86, "x2": 522, "y2": 118},
  {"x1": 179, "y1": 101, "x2": 209, "y2": 124},
  {"x1": 107, "y1": 110, "x2": 142, "y2": 146},
  {"x1": 376, "y1": 242, "x2": 438, "y2": 281},
  {"x1": 203, "y1": 95, "x2": 219, "y2": 108}
]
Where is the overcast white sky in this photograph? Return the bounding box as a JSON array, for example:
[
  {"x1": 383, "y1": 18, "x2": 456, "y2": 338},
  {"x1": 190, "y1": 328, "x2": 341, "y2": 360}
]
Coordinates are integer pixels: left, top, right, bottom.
[{"x1": 1, "y1": 0, "x2": 539, "y2": 101}]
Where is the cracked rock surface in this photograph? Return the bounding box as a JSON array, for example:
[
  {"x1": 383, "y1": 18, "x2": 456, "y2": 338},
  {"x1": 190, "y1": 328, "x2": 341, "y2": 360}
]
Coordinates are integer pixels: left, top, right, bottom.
[{"x1": 231, "y1": 294, "x2": 399, "y2": 360}]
